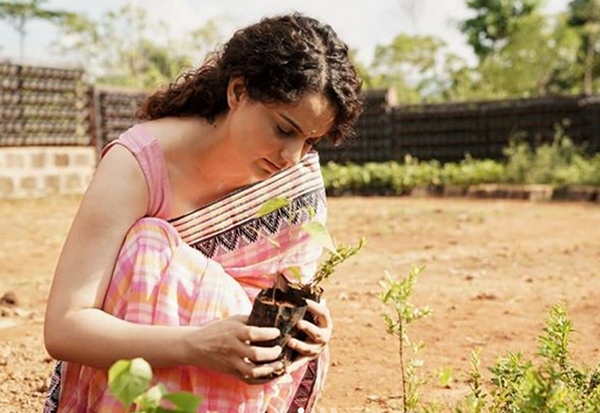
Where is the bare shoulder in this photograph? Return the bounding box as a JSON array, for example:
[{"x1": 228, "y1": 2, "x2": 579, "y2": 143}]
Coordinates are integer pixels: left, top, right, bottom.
[
  {"x1": 140, "y1": 117, "x2": 207, "y2": 152},
  {"x1": 80, "y1": 143, "x2": 149, "y2": 224},
  {"x1": 137, "y1": 118, "x2": 177, "y2": 146}
]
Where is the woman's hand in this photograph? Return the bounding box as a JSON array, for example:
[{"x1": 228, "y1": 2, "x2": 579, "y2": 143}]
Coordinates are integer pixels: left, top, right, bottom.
[
  {"x1": 285, "y1": 299, "x2": 333, "y2": 373},
  {"x1": 188, "y1": 315, "x2": 285, "y2": 385}
]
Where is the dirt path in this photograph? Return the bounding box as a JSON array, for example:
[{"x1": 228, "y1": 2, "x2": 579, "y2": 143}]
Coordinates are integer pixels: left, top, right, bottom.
[{"x1": 1, "y1": 196, "x2": 598, "y2": 412}]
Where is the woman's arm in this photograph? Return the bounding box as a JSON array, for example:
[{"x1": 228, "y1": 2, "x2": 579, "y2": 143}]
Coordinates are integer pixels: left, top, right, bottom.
[
  {"x1": 44, "y1": 145, "x2": 152, "y2": 366},
  {"x1": 43, "y1": 146, "x2": 282, "y2": 381}
]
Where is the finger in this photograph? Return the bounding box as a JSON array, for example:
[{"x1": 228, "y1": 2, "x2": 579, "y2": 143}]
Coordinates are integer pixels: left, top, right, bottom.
[
  {"x1": 286, "y1": 337, "x2": 323, "y2": 358},
  {"x1": 237, "y1": 359, "x2": 287, "y2": 384},
  {"x1": 305, "y1": 300, "x2": 333, "y2": 329},
  {"x1": 243, "y1": 344, "x2": 283, "y2": 363},
  {"x1": 295, "y1": 320, "x2": 329, "y2": 345},
  {"x1": 238, "y1": 325, "x2": 281, "y2": 343}
]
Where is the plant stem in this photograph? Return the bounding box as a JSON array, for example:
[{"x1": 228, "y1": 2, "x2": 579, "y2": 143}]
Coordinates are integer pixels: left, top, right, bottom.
[{"x1": 398, "y1": 308, "x2": 407, "y2": 411}]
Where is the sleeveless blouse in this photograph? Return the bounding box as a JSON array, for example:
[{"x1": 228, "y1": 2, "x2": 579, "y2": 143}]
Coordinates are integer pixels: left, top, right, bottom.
[{"x1": 101, "y1": 124, "x2": 171, "y2": 219}]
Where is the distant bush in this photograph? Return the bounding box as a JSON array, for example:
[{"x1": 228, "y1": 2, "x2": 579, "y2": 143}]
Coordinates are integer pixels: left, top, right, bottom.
[{"x1": 322, "y1": 131, "x2": 600, "y2": 195}]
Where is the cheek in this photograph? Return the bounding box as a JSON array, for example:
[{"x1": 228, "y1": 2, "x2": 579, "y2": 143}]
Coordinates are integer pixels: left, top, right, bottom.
[
  {"x1": 245, "y1": 122, "x2": 278, "y2": 148},
  {"x1": 229, "y1": 117, "x2": 266, "y2": 156},
  {"x1": 230, "y1": 106, "x2": 281, "y2": 153}
]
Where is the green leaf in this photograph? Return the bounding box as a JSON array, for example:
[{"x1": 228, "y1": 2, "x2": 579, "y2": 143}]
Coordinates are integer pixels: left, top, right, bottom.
[
  {"x1": 301, "y1": 221, "x2": 336, "y2": 252},
  {"x1": 287, "y1": 265, "x2": 303, "y2": 282},
  {"x1": 256, "y1": 197, "x2": 290, "y2": 218},
  {"x1": 162, "y1": 392, "x2": 203, "y2": 412},
  {"x1": 108, "y1": 358, "x2": 153, "y2": 409},
  {"x1": 134, "y1": 384, "x2": 166, "y2": 410}
]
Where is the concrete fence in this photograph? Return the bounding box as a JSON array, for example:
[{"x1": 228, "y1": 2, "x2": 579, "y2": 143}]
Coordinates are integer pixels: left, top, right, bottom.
[
  {"x1": 3, "y1": 61, "x2": 600, "y2": 200},
  {"x1": 0, "y1": 146, "x2": 96, "y2": 199},
  {"x1": 1, "y1": 62, "x2": 107, "y2": 199}
]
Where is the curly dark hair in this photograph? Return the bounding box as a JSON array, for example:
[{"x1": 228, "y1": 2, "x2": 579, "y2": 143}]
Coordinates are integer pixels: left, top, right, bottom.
[{"x1": 137, "y1": 12, "x2": 363, "y2": 145}]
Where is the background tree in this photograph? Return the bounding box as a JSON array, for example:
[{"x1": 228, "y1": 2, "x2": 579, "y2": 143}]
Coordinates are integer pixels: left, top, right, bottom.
[
  {"x1": 567, "y1": 0, "x2": 600, "y2": 94},
  {"x1": 0, "y1": 0, "x2": 76, "y2": 61},
  {"x1": 461, "y1": 13, "x2": 580, "y2": 99},
  {"x1": 369, "y1": 33, "x2": 450, "y2": 103},
  {"x1": 460, "y1": 0, "x2": 543, "y2": 60},
  {"x1": 55, "y1": 2, "x2": 227, "y2": 89},
  {"x1": 368, "y1": 0, "x2": 583, "y2": 103},
  {"x1": 189, "y1": 18, "x2": 225, "y2": 61}
]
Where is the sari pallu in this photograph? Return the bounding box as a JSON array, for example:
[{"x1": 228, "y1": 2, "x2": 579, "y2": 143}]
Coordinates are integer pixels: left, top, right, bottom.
[{"x1": 48, "y1": 152, "x2": 329, "y2": 413}]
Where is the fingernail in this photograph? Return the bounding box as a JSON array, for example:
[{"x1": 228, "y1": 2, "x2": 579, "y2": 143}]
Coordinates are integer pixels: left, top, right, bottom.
[{"x1": 275, "y1": 363, "x2": 285, "y2": 373}]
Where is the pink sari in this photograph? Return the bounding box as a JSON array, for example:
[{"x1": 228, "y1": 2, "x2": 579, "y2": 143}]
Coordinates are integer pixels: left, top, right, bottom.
[{"x1": 47, "y1": 152, "x2": 329, "y2": 413}]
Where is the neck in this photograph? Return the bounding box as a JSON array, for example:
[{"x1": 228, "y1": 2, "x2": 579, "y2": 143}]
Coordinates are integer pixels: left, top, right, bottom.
[{"x1": 159, "y1": 116, "x2": 251, "y2": 208}]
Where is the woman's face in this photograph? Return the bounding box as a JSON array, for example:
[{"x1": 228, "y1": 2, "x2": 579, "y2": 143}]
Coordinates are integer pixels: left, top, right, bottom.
[{"x1": 225, "y1": 78, "x2": 335, "y2": 182}]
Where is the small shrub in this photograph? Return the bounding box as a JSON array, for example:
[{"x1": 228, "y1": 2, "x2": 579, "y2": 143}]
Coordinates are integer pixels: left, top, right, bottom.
[
  {"x1": 457, "y1": 303, "x2": 600, "y2": 413},
  {"x1": 379, "y1": 265, "x2": 432, "y2": 411}
]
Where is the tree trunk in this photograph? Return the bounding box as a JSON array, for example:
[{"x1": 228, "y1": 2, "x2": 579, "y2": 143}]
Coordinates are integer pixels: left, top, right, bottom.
[{"x1": 583, "y1": 29, "x2": 597, "y2": 95}]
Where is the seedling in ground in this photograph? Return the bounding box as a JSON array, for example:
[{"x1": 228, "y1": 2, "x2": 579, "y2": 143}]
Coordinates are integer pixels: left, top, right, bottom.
[{"x1": 379, "y1": 265, "x2": 431, "y2": 412}]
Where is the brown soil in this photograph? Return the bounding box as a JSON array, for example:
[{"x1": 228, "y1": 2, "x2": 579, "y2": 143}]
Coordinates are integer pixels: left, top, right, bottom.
[{"x1": 1, "y1": 195, "x2": 599, "y2": 412}]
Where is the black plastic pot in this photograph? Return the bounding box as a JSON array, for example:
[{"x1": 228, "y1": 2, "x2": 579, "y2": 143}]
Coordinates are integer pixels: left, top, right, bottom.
[{"x1": 247, "y1": 287, "x2": 308, "y2": 350}]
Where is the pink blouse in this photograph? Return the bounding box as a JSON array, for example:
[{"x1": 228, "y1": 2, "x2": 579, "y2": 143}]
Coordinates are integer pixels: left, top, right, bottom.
[{"x1": 101, "y1": 124, "x2": 171, "y2": 219}]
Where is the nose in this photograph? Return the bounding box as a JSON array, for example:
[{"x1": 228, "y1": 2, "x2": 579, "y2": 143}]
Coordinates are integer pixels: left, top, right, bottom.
[{"x1": 280, "y1": 137, "x2": 306, "y2": 167}]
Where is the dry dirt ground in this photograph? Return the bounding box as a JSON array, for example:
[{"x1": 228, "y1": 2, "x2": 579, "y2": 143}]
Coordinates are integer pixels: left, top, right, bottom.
[{"x1": 1, "y1": 195, "x2": 599, "y2": 412}]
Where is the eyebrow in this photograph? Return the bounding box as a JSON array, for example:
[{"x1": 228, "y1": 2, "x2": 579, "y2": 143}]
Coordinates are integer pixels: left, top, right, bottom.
[{"x1": 280, "y1": 113, "x2": 305, "y2": 136}]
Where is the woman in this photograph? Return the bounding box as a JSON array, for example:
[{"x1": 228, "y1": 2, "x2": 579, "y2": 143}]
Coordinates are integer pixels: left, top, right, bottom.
[{"x1": 43, "y1": 12, "x2": 362, "y2": 413}]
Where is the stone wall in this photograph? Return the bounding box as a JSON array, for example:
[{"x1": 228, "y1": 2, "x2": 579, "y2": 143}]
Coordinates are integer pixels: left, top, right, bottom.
[{"x1": 0, "y1": 147, "x2": 96, "y2": 199}]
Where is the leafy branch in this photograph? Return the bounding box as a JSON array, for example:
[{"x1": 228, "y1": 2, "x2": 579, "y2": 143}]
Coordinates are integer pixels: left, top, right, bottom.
[{"x1": 309, "y1": 237, "x2": 366, "y2": 289}]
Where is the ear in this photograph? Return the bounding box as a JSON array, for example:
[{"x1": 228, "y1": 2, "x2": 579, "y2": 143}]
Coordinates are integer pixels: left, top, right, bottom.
[{"x1": 226, "y1": 77, "x2": 247, "y2": 110}]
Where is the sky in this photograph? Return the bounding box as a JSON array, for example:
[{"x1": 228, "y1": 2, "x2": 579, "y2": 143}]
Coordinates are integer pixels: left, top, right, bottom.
[{"x1": 0, "y1": 0, "x2": 571, "y2": 68}]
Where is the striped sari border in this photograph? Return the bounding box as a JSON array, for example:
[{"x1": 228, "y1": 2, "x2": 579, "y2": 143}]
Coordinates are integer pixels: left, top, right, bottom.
[{"x1": 170, "y1": 152, "x2": 324, "y2": 246}]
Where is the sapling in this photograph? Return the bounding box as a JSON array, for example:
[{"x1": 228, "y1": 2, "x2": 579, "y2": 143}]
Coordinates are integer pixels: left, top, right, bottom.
[
  {"x1": 254, "y1": 196, "x2": 365, "y2": 295},
  {"x1": 455, "y1": 349, "x2": 487, "y2": 413},
  {"x1": 378, "y1": 265, "x2": 431, "y2": 412},
  {"x1": 249, "y1": 196, "x2": 365, "y2": 366}
]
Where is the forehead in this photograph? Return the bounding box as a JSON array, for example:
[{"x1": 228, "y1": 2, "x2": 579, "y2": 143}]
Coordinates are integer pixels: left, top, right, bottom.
[{"x1": 269, "y1": 93, "x2": 335, "y2": 136}]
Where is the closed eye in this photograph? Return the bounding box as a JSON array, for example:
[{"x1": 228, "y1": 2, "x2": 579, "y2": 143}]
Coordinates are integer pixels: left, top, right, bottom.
[
  {"x1": 276, "y1": 125, "x2": 295, "y2": 137},
  {"x1": 305, "y1": 137, "x2": 322, "y2": 147}
]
